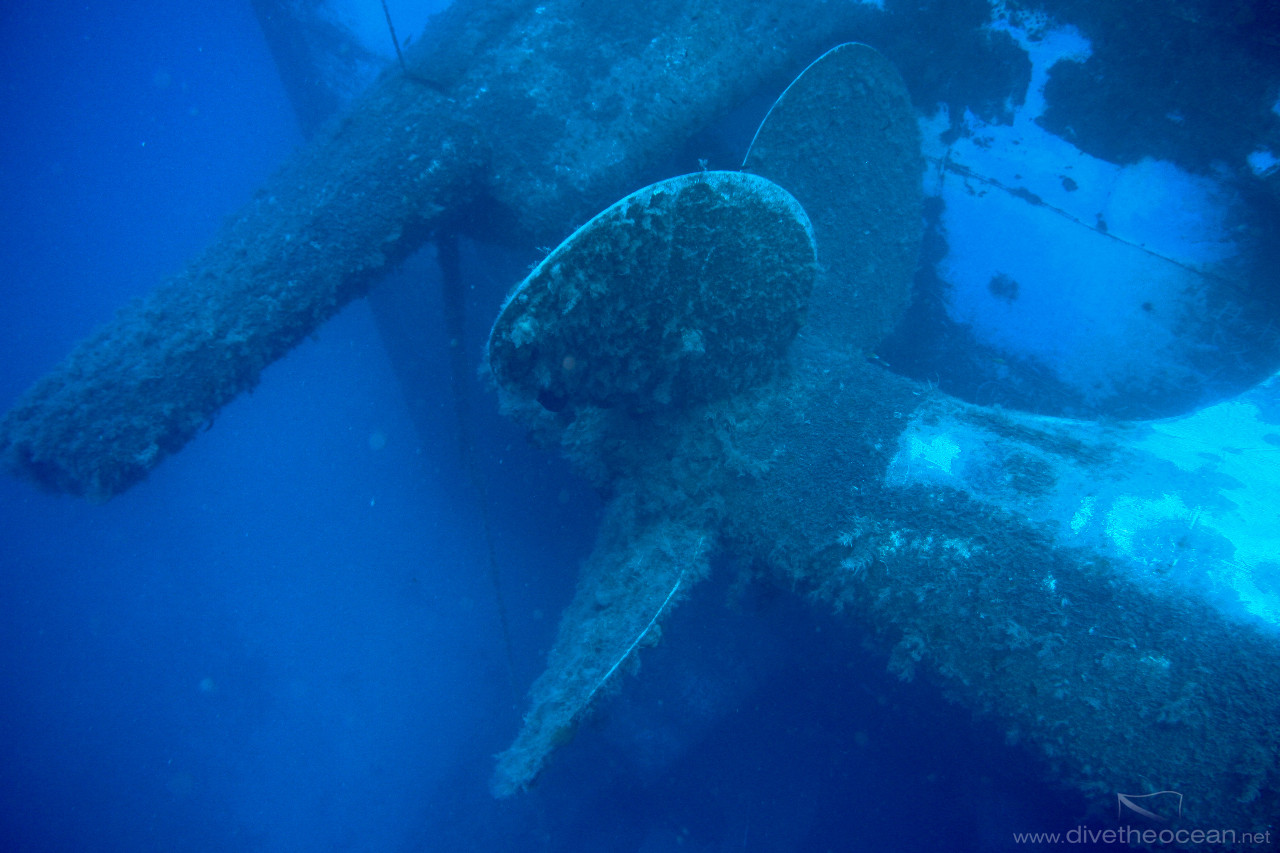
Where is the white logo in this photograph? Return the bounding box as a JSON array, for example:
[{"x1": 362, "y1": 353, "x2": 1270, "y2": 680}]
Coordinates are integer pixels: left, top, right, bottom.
[{"x1": 1116, "y1": 791, "x2": 1183, "y2": 822}]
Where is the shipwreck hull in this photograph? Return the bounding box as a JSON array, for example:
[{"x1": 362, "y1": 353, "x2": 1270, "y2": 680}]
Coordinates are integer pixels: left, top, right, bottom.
[
  {"x1": 495, "y1": 348, "x2": 1280, "y2": 829},
  {"x1": 726, "y1": 356, "x2": 1280, "y2": 830},
  {"x1": 3, "y1": 0, "x2": 1278, "y2": 838}
]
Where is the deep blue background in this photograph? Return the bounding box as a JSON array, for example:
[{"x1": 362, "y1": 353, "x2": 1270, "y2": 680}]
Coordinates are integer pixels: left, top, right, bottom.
[{"x1": 0, "y1": 2, "x2": 1117, "y2": 850}]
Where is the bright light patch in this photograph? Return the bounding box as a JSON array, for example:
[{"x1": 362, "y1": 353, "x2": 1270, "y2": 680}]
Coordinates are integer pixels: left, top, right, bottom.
[
  {"x1": 920, "y1": 4, "x2": 1240, "y2": 405},
  {"x1": 1136, "y1": 400, "x2": 1280, "y2": 626},
  {"x1": 909, "y1": 434, "x2": 961, "y2": 474},
  {"x1": 1247, "y1": 148, "x2": 1279, "y2": 178}
]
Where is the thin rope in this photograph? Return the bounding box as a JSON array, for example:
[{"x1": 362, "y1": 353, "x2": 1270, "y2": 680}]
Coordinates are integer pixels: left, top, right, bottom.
[{"x1": 582, "y1": 534, "x2": 705, "y2": 708}]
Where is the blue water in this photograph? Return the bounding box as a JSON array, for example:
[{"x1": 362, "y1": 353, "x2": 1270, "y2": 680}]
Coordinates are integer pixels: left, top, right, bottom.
[{"x1": 0, "y1": 2, "x2": 1191, "y2": 851}]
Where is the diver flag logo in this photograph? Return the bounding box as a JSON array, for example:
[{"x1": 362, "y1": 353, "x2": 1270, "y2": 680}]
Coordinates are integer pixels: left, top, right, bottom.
[{"x1": 1116, "y1": 790, "x2": 1183, "y2": 822}]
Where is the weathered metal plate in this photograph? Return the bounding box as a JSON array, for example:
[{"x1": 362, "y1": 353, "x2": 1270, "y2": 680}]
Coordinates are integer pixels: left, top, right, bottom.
[{"x1": 487, "y1": 170, "x2": 816, "y2": 412}]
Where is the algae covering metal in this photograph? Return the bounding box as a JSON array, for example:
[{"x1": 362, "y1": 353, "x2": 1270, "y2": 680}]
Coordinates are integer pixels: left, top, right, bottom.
[
  {"x1": 743, "y1": 42, "x2": 921, "y2": 355},
  {"x1": 487, "y1": 43, "x2": 928, "y2": 799},
  {"x1": 491, "y1": 513, "x2": 713, "y2": 798},
  {"x1": 484, "y1": 40, "x2": 1280, "y2": 834},
  {"x1": 0, "y1": 0, "x2": 872, "y2": 500},
  {"x1": 487, "y1": 171, "x2": 816, "y2": 413},
  {"x1": 723, "y1": 357, "x2": 1280, "y2": 835},
  {"x1": 486, "y1": 168, "x2": 814, "y2": 795},
  {"x1": 5, "y1": 0, "x2": 1277, "y2": 834}
]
